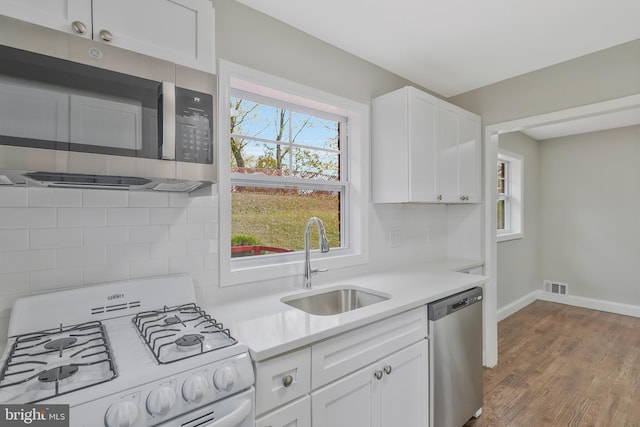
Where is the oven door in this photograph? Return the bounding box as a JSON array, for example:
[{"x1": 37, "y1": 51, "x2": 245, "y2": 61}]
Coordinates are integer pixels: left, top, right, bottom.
[{"x1": 157, "y1": 387, "x2": 255, "y2": 427}]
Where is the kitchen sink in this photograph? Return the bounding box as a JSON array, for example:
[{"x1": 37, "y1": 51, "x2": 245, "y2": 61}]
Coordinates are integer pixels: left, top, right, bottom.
[{"x1": 281, "y1": 285, "x2": 390, "y2": 315}]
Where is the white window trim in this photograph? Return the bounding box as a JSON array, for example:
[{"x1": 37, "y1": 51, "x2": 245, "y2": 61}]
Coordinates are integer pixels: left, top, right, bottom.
[
  {"x1": 218, "y1": 60, "x2": 369, "y2": 287},
  {"x1": 497, "y1": 149, "x2": 523, "y2": 242}
]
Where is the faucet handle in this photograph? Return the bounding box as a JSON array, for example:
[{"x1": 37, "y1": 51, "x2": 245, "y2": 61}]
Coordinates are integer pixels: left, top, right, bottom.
[{"x1": 312, "y1": 268, "x2": 328, "y2": 275}]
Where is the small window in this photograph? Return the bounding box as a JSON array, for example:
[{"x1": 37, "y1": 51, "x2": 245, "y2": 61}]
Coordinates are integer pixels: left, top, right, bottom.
[
  {"x1": 230, "y1": 91, "x2": 346, "y2": 257},
  {"x1": 497, "y1": 150, "x2": 523, "y2": 241}
]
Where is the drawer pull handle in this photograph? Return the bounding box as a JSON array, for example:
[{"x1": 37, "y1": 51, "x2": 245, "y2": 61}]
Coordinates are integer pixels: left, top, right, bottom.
[
  {"x1": 282, "y1": 374, "x2": 293, "y2": 387},
  {"x1": 383, "y1": 365, "x2": 392, "y2": 375},
  {"x1": 373, "y1": 370, "x2": 383, "y2": 380}
]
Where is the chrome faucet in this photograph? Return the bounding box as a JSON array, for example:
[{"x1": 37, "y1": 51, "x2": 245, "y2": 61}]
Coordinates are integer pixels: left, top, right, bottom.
[{"x1": 303, "y1": 216, "x2": 330, "y2": 288}]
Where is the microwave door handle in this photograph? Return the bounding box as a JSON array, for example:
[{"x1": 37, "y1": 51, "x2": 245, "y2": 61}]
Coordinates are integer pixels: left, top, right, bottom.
[{"x1": 161, "y1": 81, "x2": 176, "y2": 160}]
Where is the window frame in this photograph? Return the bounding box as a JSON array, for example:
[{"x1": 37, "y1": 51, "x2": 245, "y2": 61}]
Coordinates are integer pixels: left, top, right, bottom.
[
  {"x1": 217, "y1": 60, "x2": 369, "y2": 287},
  {"x1": 497, "y1": 149, "x2": 523, "y2": 242}
]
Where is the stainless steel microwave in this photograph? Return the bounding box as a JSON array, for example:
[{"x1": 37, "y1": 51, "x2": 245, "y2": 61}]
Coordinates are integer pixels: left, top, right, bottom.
[{"x1": 0, "y1": 16, "x2": 216, "y2": 193}]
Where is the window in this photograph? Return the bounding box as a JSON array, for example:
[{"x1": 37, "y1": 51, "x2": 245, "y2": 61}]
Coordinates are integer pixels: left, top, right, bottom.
[
  {"x1": 229, "y1": 92, "x2": 346, "y2": 258},
  {"x1": 218, "y1": 60, "x2": 369, "y2": 286},
  {"x1": 497, "y1": 150, "x2": 523, "y2": 241}
]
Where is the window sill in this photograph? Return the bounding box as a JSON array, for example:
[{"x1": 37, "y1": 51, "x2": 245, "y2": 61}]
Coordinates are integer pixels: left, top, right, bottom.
[{"x1": 497, "y1": 232, "x2": 523, "y2": 243}]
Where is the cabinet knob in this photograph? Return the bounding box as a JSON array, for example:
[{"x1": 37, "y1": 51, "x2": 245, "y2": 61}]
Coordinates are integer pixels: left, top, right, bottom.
[
  {"x1": 437, "y1": 195, "x2": 443, "y2": 201},
  {"x1": 373, "y1": 370, "x2": 383, "y2": 380},
  {"x1": 282, "y1": 374, "x2": 293, "y2": 387},
  {"x1": 383, "y1": 365, "x2": 392, "y2": 375},
  {"x1": 71, "y1": 21, "x2": 88, "y2": 35},
  {"x1": 99, "y1": 29, "x2": 113, "y2": 42}
]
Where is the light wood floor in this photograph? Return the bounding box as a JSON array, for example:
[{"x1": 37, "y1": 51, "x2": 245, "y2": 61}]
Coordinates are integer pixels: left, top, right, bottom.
[{"x1": 464, "y1": 300, "x2": 640, "y2": 427}]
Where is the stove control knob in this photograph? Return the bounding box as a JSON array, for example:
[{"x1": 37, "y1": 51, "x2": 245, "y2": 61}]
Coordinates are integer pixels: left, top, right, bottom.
[
  {"x1": 146, "y1": 386, "x2": 177, "y2": 416},
  {"x1": 213, "y1": 366, "x2": 236, "y2": 392},
  {"x1": 182, "y1": 375, "x2": 209, "y2": 403},
  {"x1": 105, "y1": 400, "x2": 139, "y2": 427}
]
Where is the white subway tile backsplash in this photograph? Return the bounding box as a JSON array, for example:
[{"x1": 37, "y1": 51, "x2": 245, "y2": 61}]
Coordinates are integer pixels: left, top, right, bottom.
[
  {"x1": 30, "y1": 228, "x2": 83, "y2": 249},
  {"x1": 0, "y1": 250, "x2": 56, "y2": 273},
  {"x1": 107, "y1": 208, "x2": 149, "y2": 226},
  {"x1": 58, "y1": 247, "x2": 106, "y2": 267},
  {"x1": 84, "y1": 227, "x2": 129, "y2": 247},
  {"x1": 150, "y1": 208, "x2": 187, "y2": 225},
  {"x1": 129, "y1": 192, "x2": 169, "y2": 208},
  {"x1": 0, "y1": 208, "x2": 56, "y2": 229},
  {"x1": 0, "y1": 272, "x2": 29, "y2": 296},
  {"x1": 204, "y1": 255, "x2": 219, "y2": 271},
  {"x1": 169, "y1": 224, "x2": 204, "y2": 241},
  {"x1": 129, "y1": 259, "x2": 169, "y2": 279},
  {"x1": 0, "y1": 187, "x2": 28, "y2": 207},
  {"x1": 203, "y1": 223, "x2": 219, "y2": 239},
  {"x1": 83, "y1": 263, "x2": 129, "y2": 285},
  {"x1": 107, "y1": 244, "x2": 149, "y2": 264},
  {"x1": 29, "y1": 188, "x2": 82, "y2": 207},
  {"x1": 82, "y1": 190, "x2": 128, "y2": 207},
  {"x1": 30, "y1": 268, "x2": 83, "y2": 292},
  {"x1": 149, "y1": 241, "x2": 187, "y2": 259},
  {"x1": 129, "y1": 225, "x2": 169, "y2": 243},
  {"x1": 188, "y1": 239, "x2": 215, "y2": 256},
  {"x1": 187, "y1": 207, "x2": 217, "y2": 224},
  {"x1": 169, "y1": 256, "x2": 204, "y2": 275},
  {"x1": 168, "y1": 193, "x2": 192, "y2": 208},
  {"x1": 58, "y1": 208, "x2": 106, "y2": 228},
  {"x1": 0, "y1": 230, "x2": 28, "y2": 252}
]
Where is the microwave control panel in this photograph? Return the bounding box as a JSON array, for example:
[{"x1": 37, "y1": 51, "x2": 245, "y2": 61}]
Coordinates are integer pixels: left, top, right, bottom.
[{"x1": 175, "y1": 87, "x2": 214, "y2": 164}]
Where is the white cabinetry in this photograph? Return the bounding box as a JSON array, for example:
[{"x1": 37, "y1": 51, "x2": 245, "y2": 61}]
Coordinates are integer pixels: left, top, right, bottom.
[
  {"x1": 372, "y1": 86, "x2": 481, "y2": 204},
  {"x1": 253, "y1": 307, "x2": 429, "y2": 427},
  {"x1": 312, "y1": 340, "x2": 428, "y2": 427},
  {"x1": 0, "y1": 0, "x2": 214, "y2": 72}
]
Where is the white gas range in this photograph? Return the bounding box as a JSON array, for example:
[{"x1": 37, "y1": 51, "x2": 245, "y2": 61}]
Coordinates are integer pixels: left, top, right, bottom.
[{"x1": 0, "y1": 276, "x2": 255, "y2": 427}]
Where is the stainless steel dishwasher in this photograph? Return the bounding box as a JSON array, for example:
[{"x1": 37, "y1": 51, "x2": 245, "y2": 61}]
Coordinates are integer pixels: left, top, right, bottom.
[{"x1": 428, "y1": 287, "x2": 483, "y2": 427}]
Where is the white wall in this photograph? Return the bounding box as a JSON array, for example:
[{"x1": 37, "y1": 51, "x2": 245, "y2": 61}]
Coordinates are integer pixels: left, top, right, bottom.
[
  {"x1": 540, "y1": 125, "x2": 640, "y2": 305},
  {"x1": 496, "y1": 132, "x2": 540, "y2": 309}
]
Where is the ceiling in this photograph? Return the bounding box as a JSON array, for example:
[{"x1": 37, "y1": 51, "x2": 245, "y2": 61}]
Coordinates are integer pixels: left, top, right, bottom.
[
  {"x1": 234, "y1": 0, "x2": 640, "y2": 98},
  {"x1": 234, "y1": 0, "x2": 640, "y2": 139}
]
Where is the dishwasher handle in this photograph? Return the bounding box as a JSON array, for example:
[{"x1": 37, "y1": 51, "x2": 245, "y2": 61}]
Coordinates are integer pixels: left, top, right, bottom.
[{"x1": 451, "y1": 298, "x2": 469, "y2": 310}]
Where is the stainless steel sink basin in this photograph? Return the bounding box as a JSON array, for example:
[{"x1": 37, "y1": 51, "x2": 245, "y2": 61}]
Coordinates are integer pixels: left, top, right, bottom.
[{"x1": 281, "y1": 286, "x2": 390, "y2": 315}]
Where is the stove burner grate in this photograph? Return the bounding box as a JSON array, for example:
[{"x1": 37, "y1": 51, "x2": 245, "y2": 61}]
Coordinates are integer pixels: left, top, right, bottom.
[
  {"x1": 0, "y1": 321, "x2": 118, "y2": 403},
  {"x1": 132, "y1": 303, "x2": 237, "y2": 364}
]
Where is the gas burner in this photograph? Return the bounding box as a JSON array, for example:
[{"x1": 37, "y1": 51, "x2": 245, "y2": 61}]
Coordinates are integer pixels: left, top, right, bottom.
[
  {"x1": 38, "y1": 365, "x2": 79, "y2": 389},
  {"x1": 0, "y1": 320, "x2": 117, "y2": 403},
  {"x1": 132, "y1": 303, "x2": 237, "y2": 364},
  {"x1": 44, "y1": 337, "x2": 78, "y2": 351},
  {"x1": 175, "y1": 334, "x2": 204, "y2": 348}
]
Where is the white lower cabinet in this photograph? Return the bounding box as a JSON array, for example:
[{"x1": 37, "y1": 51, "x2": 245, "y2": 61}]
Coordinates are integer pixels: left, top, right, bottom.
[
  {"x1": 256, "y1": 395, "x2": 311, "y2": 427},
  {"x1": 254, "y1": 307, "x2": 429, "y2": 427},
  {"x1": 311, "y1": 340, "x2": 429, "y2": 427}
]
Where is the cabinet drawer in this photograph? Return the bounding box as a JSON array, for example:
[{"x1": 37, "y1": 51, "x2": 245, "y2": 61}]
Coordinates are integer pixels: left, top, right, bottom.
[
  {"x1": 256, "y1": 347, "x2": 311, "y2": 416},
  {"x1": 256, "y1": 395, "x2": 311, "y2": 427},
  {"x1": 311, "y1": 306, "x2": 428, "y2": 388}
]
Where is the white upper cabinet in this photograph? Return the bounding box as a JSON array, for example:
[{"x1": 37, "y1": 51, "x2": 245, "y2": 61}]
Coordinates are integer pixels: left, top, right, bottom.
[
  {"x1": 0, "y1": 0, "x2": 215, "y2": 72},
  {"x1": 372, "y1": 86, "x2": 482, "y2": 203}
]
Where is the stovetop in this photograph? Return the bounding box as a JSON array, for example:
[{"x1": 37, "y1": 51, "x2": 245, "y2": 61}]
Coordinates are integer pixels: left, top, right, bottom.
[{"x1": 0, "y1": 276, "x2": 252, "y2": 414}]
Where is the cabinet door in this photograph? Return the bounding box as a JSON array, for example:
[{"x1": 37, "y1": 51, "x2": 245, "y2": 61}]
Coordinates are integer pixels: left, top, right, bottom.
[
  {"x1": 0, "y1": 0, "x2": 92, "y2": 37},
  {"x1": 437, "y1": 103, "x2": 460, "y2": 203},
  {"x1": 458, "y1": 111, "x2": 481, "y2": 202},
  {"x1": 92, "y1": 0, "x2": 214, "y2": 72},
  {"x1": 312, "y1": 365, "x2": 381, "y2": 427},
  {"x1": 408, "y1": 87, "x2": 439, "y2": 202},
  {"x1": 379, "y1": 340, "x2": 429, "y2": 427},
  {"x1": 256, "y1": 396, "x2": 311, "y2": 427}
]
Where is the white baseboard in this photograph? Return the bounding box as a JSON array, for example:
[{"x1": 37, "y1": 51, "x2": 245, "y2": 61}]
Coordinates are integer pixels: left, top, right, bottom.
[
  {"x1": 497, "y1": 291, "x2": 538, "y2": 321},
  {"x1": 499, "y1": 290, "x2": 640, "y2": 320}
]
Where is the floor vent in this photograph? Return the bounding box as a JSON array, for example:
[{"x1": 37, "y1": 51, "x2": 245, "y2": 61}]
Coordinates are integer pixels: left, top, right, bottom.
[{"x1": 543, "y1": 280, "x2": 568, "y2": 295}]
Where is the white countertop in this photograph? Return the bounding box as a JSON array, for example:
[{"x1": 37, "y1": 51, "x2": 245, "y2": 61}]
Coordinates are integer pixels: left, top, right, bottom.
[{"x1": 209, "y1": 259, "x2": 486, "y2": 361}]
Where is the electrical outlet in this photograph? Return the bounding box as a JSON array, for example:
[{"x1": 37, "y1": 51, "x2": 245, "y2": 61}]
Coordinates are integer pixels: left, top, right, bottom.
[{"x1": 389, "y1": 229, "x2": 401, "y2": 248}]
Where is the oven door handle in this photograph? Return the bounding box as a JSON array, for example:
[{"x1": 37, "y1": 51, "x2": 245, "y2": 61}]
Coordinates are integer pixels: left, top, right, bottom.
[{"x1": 203, "y1": 398, "x2": 251, "y2": 427}]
